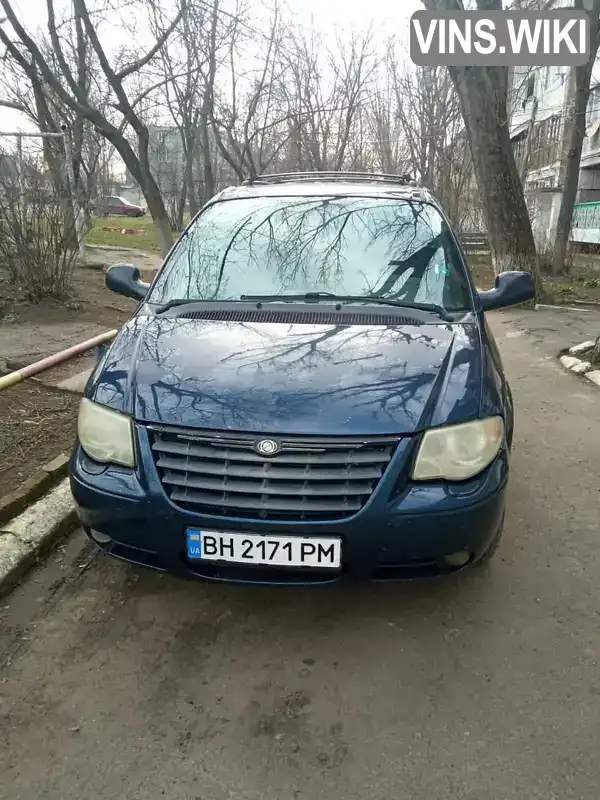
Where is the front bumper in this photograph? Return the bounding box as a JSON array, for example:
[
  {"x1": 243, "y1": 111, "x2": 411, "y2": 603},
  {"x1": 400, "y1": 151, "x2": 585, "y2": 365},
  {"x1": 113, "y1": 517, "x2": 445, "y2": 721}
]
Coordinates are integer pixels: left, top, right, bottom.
[{"x1": 70, "y1": 429, "x2": 508, "y2": 585}]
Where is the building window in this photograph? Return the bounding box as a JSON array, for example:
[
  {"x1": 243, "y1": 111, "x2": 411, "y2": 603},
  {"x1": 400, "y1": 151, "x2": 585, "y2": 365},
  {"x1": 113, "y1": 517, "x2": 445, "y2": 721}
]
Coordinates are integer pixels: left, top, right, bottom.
[
  {"x1": 522, "y1": 73, "x2": 536, "y2": 109},
  {"x1": 587, "y1": 85, "x2": 600, "y2": 131},
  {"x1": 526, "y1": 73, "x2": 535, "y2": 99}
]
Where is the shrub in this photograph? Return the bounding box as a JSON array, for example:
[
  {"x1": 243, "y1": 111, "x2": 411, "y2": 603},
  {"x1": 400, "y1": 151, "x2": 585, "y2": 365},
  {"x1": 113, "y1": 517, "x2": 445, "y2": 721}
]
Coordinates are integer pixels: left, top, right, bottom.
[{"x1": 0, "y1": 162, "x2": 78, "y2": 300}]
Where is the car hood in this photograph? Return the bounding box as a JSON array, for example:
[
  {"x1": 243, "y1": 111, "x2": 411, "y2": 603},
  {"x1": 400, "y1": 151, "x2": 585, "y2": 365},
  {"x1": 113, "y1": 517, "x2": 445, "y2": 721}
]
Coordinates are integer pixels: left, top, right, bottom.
[{"x1": 89, "y1": 315, "x2": 485, "y2": 436}]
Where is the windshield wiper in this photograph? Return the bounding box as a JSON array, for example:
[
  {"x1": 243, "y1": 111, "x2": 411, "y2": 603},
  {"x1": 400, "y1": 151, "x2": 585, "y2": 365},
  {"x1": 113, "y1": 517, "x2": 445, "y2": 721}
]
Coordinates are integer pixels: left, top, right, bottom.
[
  {"x1": 155, "y1": 298, "x2": 197, "y2": 313},
  {"x1": 155, "y1": 293, "x2": 280, "y2": 314},
  {"x1": 240, "y1": 293, "x2": 454, "y2": 321},
  {"x1": 154, "y1": 297, "x2": 231, "y2": 314}
]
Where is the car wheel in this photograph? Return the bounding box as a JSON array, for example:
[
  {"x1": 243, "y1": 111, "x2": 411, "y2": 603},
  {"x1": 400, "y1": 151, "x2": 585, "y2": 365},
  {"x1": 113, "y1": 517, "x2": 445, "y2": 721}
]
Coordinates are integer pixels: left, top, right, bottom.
[{"x1": 476, "y1": 513, "x2": 505, "y2": 566}]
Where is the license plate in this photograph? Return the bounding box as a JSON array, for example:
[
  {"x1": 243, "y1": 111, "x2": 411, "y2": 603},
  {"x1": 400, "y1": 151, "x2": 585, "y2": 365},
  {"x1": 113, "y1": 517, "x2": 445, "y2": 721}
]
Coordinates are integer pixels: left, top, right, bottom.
[{"x1": 186, "y1": 529, "x2": 342, "y2": 570}]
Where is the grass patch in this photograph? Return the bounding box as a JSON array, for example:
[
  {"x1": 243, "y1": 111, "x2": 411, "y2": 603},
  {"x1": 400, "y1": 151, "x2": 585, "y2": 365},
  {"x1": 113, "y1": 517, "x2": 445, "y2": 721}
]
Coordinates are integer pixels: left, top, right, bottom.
[
  {"x1": 467, "y1": 255, "x2": 495, "y2": 291},
  {"x1": 85, "y1": 215, "x2": 161, "y2": 252},
  {"x1": 552, "y1": 283, "x2": 575, "y2": 295}
]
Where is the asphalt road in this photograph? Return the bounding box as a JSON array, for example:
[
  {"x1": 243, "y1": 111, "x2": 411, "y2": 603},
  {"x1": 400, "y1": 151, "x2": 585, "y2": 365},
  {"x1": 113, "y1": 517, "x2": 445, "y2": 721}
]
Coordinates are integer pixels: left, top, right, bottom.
[{"x1": 2, "y1": 308, "x2": 600, "y2": 800}]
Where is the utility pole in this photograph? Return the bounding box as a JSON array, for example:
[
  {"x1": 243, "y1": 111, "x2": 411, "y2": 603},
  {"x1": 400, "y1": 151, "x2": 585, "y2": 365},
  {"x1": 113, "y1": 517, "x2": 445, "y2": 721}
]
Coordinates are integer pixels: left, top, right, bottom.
[
  {"x1": 62, "y1": 124, "x2": 86, "y2": 260},
  {"x1": 15, "y1": 133, "x2": 23, "y2": 216}
]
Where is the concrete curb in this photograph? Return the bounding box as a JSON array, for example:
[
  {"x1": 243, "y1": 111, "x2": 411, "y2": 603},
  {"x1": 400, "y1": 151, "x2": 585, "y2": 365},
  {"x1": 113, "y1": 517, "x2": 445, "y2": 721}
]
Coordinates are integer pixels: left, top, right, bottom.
[
  {"x1": 0, "y1": 453, "x2": 70, "y2": 526},
  {"x1": 536, "y1": 303, "x2": 594, "y2": 313},
  {"x1": 56, "y1": 368, "x2": 94, "y2": 394},
  {"x1": 0, "y1": 477, "x2": 77, "y2": 596},
  {"x1": 558, "y1": 341, "x2": 600, "y2": 387}
]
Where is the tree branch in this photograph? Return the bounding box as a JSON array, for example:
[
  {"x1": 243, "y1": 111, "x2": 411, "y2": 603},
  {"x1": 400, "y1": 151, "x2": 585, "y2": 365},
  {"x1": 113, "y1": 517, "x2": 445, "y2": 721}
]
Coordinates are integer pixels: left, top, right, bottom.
[
  {"x1": 0, "y1": 98, "x2": 26, "y2": 111},
  {"x1": 116, "y1": 2, "x2": 186, "y2": 80}
]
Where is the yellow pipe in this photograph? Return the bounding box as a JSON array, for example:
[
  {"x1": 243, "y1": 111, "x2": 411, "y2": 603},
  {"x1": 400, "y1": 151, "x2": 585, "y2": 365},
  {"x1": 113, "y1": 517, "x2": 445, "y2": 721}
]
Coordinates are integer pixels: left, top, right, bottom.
[
  {"x1": 0, "y1": 329, "x2": 117, "y2": 392},
  {"x1": 0, "y1": 371, "x2": 23, "y2": 391}
]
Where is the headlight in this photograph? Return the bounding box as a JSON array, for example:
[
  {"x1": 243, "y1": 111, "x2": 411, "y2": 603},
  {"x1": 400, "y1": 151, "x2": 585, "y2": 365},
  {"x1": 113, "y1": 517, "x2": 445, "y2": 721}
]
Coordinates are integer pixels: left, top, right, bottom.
[
  {"x1": 412, "y1": 416, "x2": 504, "y2": 481},
  {"x1": 77, "y1": 398, "x2": 136, "y2": 468}
]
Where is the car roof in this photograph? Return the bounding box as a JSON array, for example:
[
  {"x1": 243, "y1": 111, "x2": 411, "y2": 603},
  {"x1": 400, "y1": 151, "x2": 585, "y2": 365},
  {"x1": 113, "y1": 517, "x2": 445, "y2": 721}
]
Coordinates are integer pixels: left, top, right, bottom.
[{"x1": 210, "y1": 173, "x2": 437, "y2": 206}]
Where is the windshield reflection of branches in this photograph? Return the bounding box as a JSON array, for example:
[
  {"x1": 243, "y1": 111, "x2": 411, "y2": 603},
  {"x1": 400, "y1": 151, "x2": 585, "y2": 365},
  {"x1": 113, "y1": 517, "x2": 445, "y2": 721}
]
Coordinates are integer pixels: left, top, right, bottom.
[
  {"x1": 149, "y1": 197, "x2": 467, "y2": 308},
  {"x1": 239, "y1": 199, "x2": 436, "y2": 295},
  {"x1": 136, "y1": 319, "x2": 268, "y2": 428},
  {"x1": 218, "y1": 323, "x2": 446, "y2": 426}
]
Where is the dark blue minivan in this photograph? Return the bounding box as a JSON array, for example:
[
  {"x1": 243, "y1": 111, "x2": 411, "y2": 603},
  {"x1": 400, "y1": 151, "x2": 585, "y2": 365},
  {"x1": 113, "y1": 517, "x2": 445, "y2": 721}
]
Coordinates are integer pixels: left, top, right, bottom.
[{"x1": 69, "y1": 173, "x2": 535, "y2": 584}]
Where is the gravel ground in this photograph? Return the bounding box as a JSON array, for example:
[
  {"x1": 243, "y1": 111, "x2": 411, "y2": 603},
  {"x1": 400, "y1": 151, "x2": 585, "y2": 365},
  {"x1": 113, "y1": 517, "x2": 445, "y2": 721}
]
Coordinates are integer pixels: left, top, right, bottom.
[{"x1": 1, "y1": 307, "x2": 600, "y2": 800}]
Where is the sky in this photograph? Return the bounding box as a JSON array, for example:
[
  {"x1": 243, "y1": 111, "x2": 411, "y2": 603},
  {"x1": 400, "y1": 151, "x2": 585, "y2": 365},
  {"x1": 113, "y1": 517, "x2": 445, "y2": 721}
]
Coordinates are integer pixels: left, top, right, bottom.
[{"x1": 0, "y1": 0, "x2": 421, "y2": 135}]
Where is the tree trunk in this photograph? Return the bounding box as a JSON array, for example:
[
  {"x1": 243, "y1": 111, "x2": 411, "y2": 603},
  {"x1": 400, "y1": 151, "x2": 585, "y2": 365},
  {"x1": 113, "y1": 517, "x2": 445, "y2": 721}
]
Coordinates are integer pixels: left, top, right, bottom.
[
  {"x1": 145, "y1": 185, "x2": 174, "y2": 256},
  {"x1": 128, "y1": 127, "x2": 174, "y2": 256},
  {"x1": 175, "y1": 180, "x2": 187, "y2": 231},
  {"x1": 198, "y1": 0, "x2": 218, "y2": 205},
  {"x1": 117, "y1": 135, "x2": 173, "y2": 256},
  {"x1": 552, "y1": 63, "x2": 596, "y2": 274},
  {"x1": 182, "y1": 135, "x2": 199, "y2": 219},
  {"x1": 199, "y1": 113, "x2": 215, "y2": 206},
  {"x1": 552, "y1": 0, "x2": 600, "y2": 275},
  {"x1": 450, "y1": 64, "x2": 540, "y2": 288},
  {"x1": 116, "y1": 145, "x2": 173, "y2": 255},
  {"x1": 422, "y1": 0, "x2": 540, "y2": 294},
  {"x1": 186, "y1": 167, "x2": 199, "y2": 219}
]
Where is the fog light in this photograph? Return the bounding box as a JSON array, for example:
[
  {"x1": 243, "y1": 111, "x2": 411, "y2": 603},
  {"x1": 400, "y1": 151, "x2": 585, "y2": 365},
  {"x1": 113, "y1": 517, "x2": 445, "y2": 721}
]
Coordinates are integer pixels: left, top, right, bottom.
[
  {"x1": 443, "y1": 551, "x2": 471, "y2": 568},
  {"x1": 90, "y1": 529, "x2": 112, "y2": 545}
]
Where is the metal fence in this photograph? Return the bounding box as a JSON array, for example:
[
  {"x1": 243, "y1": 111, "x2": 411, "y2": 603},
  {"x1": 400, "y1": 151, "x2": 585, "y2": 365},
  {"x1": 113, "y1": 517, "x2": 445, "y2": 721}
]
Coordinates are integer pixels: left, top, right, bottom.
[
  {"x1": 459, "y1": 232, "x2": 490, "y2": 254},
  {"x1": 571, "y1": 201, "x2": 600, "y2": 245}
]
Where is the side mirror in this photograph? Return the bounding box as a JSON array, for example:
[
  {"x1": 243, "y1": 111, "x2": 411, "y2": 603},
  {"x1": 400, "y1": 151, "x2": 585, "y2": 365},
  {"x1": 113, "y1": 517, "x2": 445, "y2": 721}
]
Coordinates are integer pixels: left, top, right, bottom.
[
  {"x1": 477, "y1": 271, "x2": 535, "y2": 312},
  {"x1": 105, "y1": 264, "x2": 149, "y2": 301}
]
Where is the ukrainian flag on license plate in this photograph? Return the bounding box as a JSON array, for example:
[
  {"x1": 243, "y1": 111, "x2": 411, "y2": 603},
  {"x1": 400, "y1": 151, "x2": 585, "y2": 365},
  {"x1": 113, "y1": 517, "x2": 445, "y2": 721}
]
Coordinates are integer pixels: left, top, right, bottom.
[{"x1": 187, "y1": 530, "x2": 202, "y2": 558}]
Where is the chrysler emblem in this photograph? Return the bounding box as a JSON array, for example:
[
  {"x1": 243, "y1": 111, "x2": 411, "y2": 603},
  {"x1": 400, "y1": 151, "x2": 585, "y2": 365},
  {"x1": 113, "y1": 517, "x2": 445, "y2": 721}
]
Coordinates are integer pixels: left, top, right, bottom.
[{"x1": 254, "y1": 438, "x2": 281, "y2": 457}]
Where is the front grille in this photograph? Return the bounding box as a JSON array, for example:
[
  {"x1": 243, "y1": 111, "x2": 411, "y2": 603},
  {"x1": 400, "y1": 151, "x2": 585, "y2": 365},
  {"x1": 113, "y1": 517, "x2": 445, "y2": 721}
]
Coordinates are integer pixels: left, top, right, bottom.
[{"x1": 150, "y1": 426, "x2": 400, "y2": 521}]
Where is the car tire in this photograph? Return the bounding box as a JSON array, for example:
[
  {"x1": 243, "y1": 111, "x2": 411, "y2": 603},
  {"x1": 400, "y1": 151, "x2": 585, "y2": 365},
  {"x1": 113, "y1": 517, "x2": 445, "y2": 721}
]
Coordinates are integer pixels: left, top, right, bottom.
[{"x1": 476, "y1": 513, "x2": 504, "y2": 566}]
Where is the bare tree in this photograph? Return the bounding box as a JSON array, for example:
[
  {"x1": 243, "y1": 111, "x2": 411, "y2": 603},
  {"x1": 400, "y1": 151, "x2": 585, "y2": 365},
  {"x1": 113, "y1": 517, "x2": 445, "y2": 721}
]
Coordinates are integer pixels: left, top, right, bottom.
[
  {"x1": 150, "y1": 0, "x2": 232, "y2": 227},
  {"x1": 0, "y1": 0, "x2": 185, "y2": 255},
  {"x1": 385, "y1": 56, "x2": 477, "y2": 228},
  {"x1": 421, "y1": 0, "x2": 540, "y2": 290},
  {"x1": 209, "y1": 3, "x2": 296, "y2": 180},
  {"x1": 552, "y1": 0, "x2": 600, "y2": 274},
  {"x1": 364, "y1": 75, "x2": 410, "y2": 174},
  {"x1": 277, "y1": 26, "x2": 377, "y2": 172},
  {"x1": 0, "y1": 149, "x2": 79, "y2": 299},
  {"x1": 0, "y1": 30, "x2": 114, "y2": 231}
]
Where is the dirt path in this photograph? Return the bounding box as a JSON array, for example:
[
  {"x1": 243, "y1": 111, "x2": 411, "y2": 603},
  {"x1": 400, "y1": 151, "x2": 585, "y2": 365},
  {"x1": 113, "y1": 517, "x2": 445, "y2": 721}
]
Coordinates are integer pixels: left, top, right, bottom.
[
  {"x1": 1, "y1": 308, "x2": 600, "y2": 800},
  {"x1": 0, "y1": 245, "x2": 160, "y2": 370},
  {"x1": 0, "y1": 246, "x2": 159, "y2": 500}
]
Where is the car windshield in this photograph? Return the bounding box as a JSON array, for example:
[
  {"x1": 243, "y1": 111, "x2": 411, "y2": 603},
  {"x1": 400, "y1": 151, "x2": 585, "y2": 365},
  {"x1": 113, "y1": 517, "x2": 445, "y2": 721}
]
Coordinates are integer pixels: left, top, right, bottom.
[{"x1": 148, "y1": 196, "x2": 473, "y2": 313}]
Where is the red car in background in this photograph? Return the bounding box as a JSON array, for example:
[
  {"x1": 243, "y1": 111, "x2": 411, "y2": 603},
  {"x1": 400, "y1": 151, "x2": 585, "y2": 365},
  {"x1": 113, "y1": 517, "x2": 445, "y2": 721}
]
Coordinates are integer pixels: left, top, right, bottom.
[{"x1": 95, "y1": 195, "x2": 146, "y2": 217}]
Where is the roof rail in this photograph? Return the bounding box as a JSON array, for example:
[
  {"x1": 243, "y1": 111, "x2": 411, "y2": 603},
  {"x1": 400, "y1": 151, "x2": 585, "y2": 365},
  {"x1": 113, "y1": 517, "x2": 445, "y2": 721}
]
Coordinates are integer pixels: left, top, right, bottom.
[{"x1": 241, "y1": 171, "x2": 417, "y2": 187}]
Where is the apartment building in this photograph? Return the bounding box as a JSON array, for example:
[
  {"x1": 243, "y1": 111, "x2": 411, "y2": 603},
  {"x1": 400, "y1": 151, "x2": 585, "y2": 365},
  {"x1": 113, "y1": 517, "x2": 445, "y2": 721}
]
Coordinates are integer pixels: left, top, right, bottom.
[
  {"x1": 147, "y1": 125, "x2": 185, "y2": 197},
  {"x1": 510, "y1": 57, "x2": 600, "y2": 248}
]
